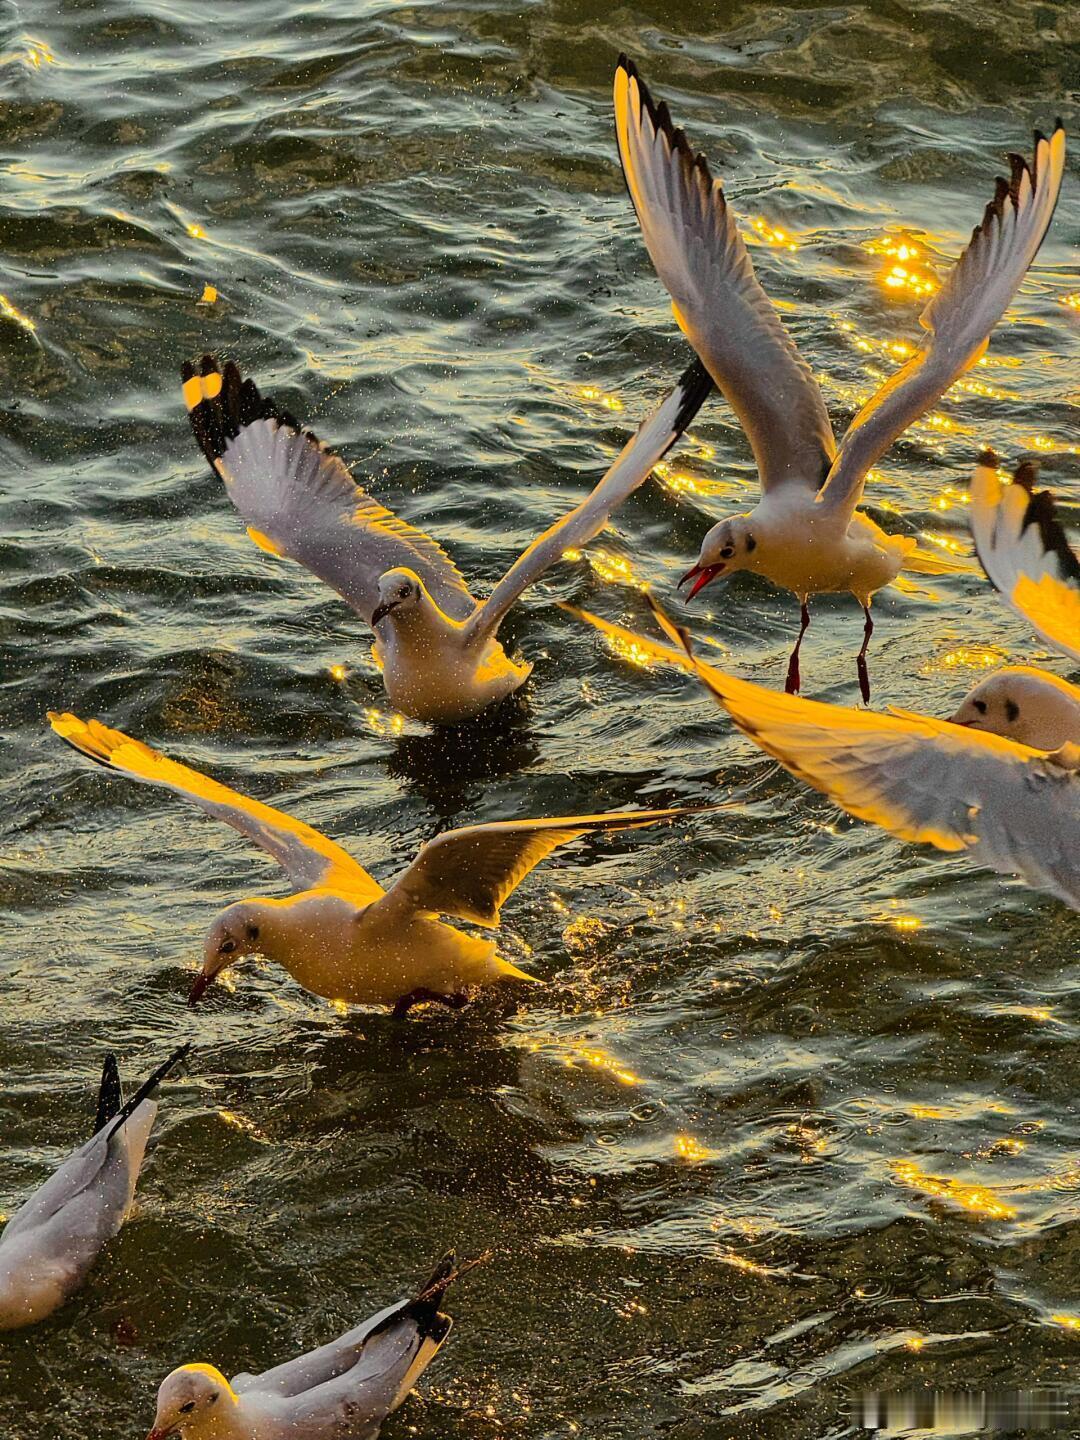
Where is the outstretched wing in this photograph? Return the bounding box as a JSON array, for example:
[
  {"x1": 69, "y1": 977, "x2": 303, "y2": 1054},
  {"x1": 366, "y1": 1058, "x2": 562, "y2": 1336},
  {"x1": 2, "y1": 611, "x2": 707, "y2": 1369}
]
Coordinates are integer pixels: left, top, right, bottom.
[
  {"x1": 464, "y1": 358, "x2": 712, "y2": 645},
  {"x1": 970, "y1": 452, "x2": 1080, "y2": 662},
  {"x1": 614, "y1": 56, "x2": 835, "y2": 492},
  {"x1": 818, "y1": 124, "x2": 1065, "y2": 523},
  {"x1": 387, "y1": 807, "x2": 701, "y2": 927},
  {"x1": 182, "y1": 356, "x2": 476, "y2": 624},
  {"x1": 572, "y1": 602, "x2": 1080, "y2": 910},
  {"x1": 49, "y1": 713, "x2": 381, "y2": 900}
]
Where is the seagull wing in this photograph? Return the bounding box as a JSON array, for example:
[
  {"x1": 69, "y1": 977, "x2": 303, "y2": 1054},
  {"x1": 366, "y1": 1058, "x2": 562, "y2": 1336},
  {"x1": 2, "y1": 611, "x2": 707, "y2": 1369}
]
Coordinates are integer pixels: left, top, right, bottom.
[
  {"x1": 387, "y1": 807, "x2": 699, "y2": 927},
  {"x1": 614, "y1": 56, "x2": 835, "y2": 492},
  {"x1": 971, "y1": 453, "x2": 1080, "y2": 662},
  {"x1": 464, "y1": 359, "x2": 712, "y2": 645},
  {"x1": 49, "y1": 713, "x2": 381, "y2": 900},
  {"x1": 818, "y1": 124, "x2": 1065, "y2": 524},
  {"x1": 583, "y1": 604, "x2": 1080, "y2": 909},
  {"x1": 182, "y1": 356, "x2": 476, "y2": 625}
]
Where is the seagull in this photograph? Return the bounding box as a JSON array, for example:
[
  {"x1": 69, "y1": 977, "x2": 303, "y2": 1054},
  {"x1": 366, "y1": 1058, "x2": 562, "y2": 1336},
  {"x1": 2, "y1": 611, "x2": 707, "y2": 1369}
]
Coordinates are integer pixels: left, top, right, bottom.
[
  {"x1": 569, "y1": 598, "x2": 1080, "y2": 911},
  {"x1": 146, "y1": 1252, "x2": 460, "y2": 1440},
  {"x1": 971, "y1": 450, "x2": 1080, "y2": 663},
  {"x1": 50, "y1": 711, "x2": 709, "y2": 1016},
  {"x1": 180, "y1": 352, "x2": 712, "y2": 725},
  {"x1": 948, "y1": 667, "x2": 1080, "y2": 749},
  {"x1": 613, "y1": 55, "x2": 1065, "y2": 702},
  {"x1": 0, "y1": 1046, "x2": 189, "y2": 1331}
]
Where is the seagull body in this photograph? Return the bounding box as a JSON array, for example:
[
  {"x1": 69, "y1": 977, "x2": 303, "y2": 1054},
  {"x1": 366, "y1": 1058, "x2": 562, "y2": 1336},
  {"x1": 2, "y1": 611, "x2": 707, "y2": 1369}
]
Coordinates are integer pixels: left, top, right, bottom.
[
  {"x1": 181, "y1": 353, "x2": 712, "y2": 725},
  {"x1": 571, "y1": 602, "x2": 1080, "y2": 911},
  {"x1": 950, "y1": 666, "x2": 1080, "y2": 750},
  {"x1": 147, "y1": 1254, "x2": 457, "y2": 1440},
  {"x1": 0, "y1": 1047, "x2": 188, "y2": 1330},
  {"x1": 50, "y1": 711, "x2": 705, "y2": 1014},
  {"x1": 971, "y1": 451, "x2": 1080, "y2": 663},
  {"x1": 613, "y1": 56, "x2": 1065, "y2": 700}
]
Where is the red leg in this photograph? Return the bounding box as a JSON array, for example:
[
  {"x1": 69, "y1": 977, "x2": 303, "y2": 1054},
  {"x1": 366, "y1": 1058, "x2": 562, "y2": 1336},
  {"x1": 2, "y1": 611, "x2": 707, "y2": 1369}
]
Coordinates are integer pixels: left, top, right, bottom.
[
  {"x1": 785, "y1": 601, "x2": 811, "y2": 694},
  {"x1": 856, "y1": 604, "x2": 874, "y2": 705}
]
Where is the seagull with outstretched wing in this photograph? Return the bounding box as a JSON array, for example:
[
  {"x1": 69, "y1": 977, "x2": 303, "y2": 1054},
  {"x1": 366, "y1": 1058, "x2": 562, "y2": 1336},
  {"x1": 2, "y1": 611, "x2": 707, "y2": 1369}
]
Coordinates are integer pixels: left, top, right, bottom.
[
  {"x1": 181, "y1": 353, "x2": 712, "y2": 725},
  {"x1": 50, "y1": 710, "x2": 712, "y2": 1017},
  {"x1": 614, "y1": 55, "x2": 1065, "y2": 702}
]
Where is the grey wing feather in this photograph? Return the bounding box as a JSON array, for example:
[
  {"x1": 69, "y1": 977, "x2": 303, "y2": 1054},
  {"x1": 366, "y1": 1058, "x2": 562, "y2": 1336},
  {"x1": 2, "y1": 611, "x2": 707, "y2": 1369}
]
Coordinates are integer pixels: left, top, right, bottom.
[
  {"x1": 183, "y1": 356, "x2": 476, "y2": 624},
  {"x1": 970, "y1": 453, "x2": 1080, "y2": 662},
  {"x1": 465, "y1": 358, "x2": 713, "y2": 644},
  {"x1": 614, "y1": 57, "x2": 835, "y2": 492},
  {"x1": 818, "y1": 124, "x2": 1066, "y2": 523}
]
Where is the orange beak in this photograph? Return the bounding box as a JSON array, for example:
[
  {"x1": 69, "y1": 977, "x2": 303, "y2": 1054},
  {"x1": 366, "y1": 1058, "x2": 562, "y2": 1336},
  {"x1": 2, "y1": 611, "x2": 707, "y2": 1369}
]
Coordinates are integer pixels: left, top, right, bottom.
[{"x1": 678, "y1": 562, "x2": 723, "y2": 599}]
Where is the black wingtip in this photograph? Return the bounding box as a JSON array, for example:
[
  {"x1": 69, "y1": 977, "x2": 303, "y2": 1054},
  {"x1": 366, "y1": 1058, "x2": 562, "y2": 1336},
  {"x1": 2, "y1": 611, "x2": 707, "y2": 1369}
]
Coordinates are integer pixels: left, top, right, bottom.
[
  {"x1": 1014, "y1": 459, "x2": 1039, "y2": 492},
  {"x1": 977, "y1": 447, "x2": 999, "y2": 469},
  {"x1": 673, "y1": 356, "x2": 715, "y2": 433},
  {"x1": 103, "y1": 1043, "x2": 192, "y2": 1144},
  {"x1": 94, "y1": 1053, "x2": 122, "y2": 1136}
]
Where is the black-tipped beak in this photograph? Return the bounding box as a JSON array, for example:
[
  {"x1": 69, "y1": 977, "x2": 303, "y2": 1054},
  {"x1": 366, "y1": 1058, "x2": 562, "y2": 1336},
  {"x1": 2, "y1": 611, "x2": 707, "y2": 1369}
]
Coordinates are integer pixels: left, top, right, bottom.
[
  {"x1": 678, "y1": 563, "x2": 723, "y2": 600},
  {"x1": 371, "y1": 598, "x2": 400, "y2": 629},
  {"x1": 187, "y1": 972, "x2": 213, "y2": 1006}
]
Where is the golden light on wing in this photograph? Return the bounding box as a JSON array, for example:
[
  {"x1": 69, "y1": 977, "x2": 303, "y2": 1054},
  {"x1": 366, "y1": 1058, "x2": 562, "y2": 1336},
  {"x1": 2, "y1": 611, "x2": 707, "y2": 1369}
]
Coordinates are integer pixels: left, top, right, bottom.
[
  {"x1": 0, "y1": 294, "x2": 36, "y2": 334},
  {"x1": 891, "y1": 1159, "x2": 1017, "y2": 1221},
  {"x1": 1012, "y1": 573, "x2": 1080, "y2": 649}
]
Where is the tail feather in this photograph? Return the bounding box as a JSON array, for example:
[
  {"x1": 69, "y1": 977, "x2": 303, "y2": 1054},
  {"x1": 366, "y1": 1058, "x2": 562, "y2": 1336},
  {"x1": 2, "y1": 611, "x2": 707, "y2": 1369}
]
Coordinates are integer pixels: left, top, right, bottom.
[
  {"x1": 104, "y1": 1044, "x2": 191, "y2": 1144},
  {"x1": 94, "y1": 1053, "x2": 122, "y2": 1136}
]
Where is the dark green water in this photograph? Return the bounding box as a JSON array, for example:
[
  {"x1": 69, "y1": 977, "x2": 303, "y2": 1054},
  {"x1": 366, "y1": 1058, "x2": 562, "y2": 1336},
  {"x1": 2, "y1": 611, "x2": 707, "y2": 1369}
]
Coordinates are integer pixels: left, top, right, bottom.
[{"x1": 1, "y1": 1, "x2": 1079, "y2": 1436}]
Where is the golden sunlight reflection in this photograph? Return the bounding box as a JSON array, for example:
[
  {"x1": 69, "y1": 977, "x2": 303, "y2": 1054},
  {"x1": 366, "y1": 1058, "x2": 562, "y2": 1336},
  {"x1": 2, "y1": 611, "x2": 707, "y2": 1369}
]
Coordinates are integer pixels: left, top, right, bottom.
[
  {"x1": 1060, "y1": 294, "x2": 1080, "y2": 312},
  {"x1": 199, "y1": 284, "x2": 218, "y2": 304},
  {"x1": 674, "y1": 1133, "x2": 716, "y2": 1164},
  {"x1": 576, "y1": 384, "x2": 623, "y2": 412},
  {"x1": 329, "y1": 663, "x2": 348, "y2": 682},
  {"x1": 1051, "y1": 1314, "x2": 1080, "y2": 1331},
  {"x1": 891, "y1": 1160, "x2": 1017, "y2": 1221},
  {"x1": 363, "y1": 706, "x2": 405, "y2": 737},
  {"x1": 0, "y1": 294, "x2": 36, "y2": 334},
  {"x1": 864, "y1": 236, "x2": 938, "y2": 299},
  {"x1": 218, "y1": 1109, "x2": 268, "y2": 1142},
  {"x1": 561, "y1": 546, "x2": 649, "y2": 591},
  {"x1": 1019, "y1": 433, "x2": 1080, "y2": 456},
  {"x1": 746, "y1": 216, "x2": 798, "y2": 251},
  {"x1": 519, "y1": 1033, "x2": 641, "y2": 1087},
  {"x1": 921, "y1": 646, "x2": 1004, "y2": 675}
]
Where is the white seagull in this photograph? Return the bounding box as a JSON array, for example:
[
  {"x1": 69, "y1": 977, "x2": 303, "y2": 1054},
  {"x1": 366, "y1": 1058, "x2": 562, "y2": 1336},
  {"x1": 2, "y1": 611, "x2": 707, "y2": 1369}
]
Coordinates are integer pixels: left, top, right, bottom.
[
  {"x1": 614, "y1": 55, "x2": 1065, "y2": 701},
  {"x1": 0, "y1": 1046, "x2": 189, "y2": 1331},
  {"x1": 50, "y1": 711, "x2": 707, "y2": 1016},
  {"x1": 971, "y1": 450, "x2": 1080, "y2": 663},
  {"x1": 146, "y1": 1252, "x2": 459, "y2": 1440},
  {"x1": 570, "y1": 599, "x2": 1080, "y2": 911},
  {"x1": 180, "y1": 352, "x2": 712, "y2": 725}
]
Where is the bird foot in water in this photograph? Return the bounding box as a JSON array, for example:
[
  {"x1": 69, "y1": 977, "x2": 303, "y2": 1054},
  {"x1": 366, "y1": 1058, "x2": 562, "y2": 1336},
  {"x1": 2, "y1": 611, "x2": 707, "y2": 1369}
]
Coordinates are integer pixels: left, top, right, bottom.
[
  {"x1": 857, "y1": 655, "x2": 871, "y2": 706},
  {"x1": 391, "y1": 988, "x2": 469, "y2": 1020},
  {"x1": 785, "y1": 654, "x2": 801, "y2": 695}
]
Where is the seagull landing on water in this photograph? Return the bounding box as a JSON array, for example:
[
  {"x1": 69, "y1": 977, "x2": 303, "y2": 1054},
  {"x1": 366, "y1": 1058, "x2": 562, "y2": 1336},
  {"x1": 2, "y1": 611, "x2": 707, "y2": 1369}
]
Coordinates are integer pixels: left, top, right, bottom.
[
  {"x1": 50, "y1": 711, "x2": 711, "y2": 1017},
  {"x1": 0, "y1": 1047, "x2": 189, "y2": 1331},
  {"x1": 180, "y1": 353, "x2": 712, "y2": 726},
  {"x1": 613, "y1": 56, "x2": 1065, "y2": 702},
  {"x1": 146, "y1": 1252, "x2": 462, "y2": 1440}
]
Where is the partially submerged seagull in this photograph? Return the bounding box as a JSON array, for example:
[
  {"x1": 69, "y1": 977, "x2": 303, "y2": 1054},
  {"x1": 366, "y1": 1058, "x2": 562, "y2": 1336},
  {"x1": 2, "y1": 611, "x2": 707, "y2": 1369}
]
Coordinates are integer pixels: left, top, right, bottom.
[
  {"x1": 50, "y1": 711, "x2": 709, "y2": 1016},
  {"x1": 570, "y1": 600, "x2": 1080, "y2": 912},
  {"x1": 971, "y1": 450, "x2": 1080, "y2": 663},
  {"x1": 181, "y1": 353, "x2": 712, "y2": 725},
  {"x1": 0, "y1": 1046, "x2": 189, "y2": 1330},
  {"x1": 948, "y1": 666, "x2": 1080, "y2": 749},
  {"x1": 146, "y1": 1252, "x2": 460, "y2": 1440},
  {"x1": 613, "y1": 56, "x2": 1065, "y2": 701}
]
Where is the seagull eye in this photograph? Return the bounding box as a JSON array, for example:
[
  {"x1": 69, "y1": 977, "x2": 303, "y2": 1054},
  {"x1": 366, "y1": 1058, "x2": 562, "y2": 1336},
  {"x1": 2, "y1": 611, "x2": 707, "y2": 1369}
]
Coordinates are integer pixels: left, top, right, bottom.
[
  {"x1": 180, "y1": 1402, "x2": 195, "y2": 1414},
  {"x1": 220, "y1": 937, "x2": 237, "y2": 955},
  {"x1": 720, "y1": 546, "x2": 735, "y2": 559},
  {"x1": 973, "y1": 699, "x2": 988, "y2": 715}
]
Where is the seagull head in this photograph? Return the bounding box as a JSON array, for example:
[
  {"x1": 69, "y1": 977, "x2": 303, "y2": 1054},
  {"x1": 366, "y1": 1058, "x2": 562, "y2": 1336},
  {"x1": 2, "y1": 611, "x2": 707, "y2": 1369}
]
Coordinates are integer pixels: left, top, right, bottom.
[
  {"x1": 147, "y1": 1363, "x2": 237, "y2": 1439},
  {"x1": 680, "y1": 516, "x2": 757, "y2": 599},
  {"x1": 371, "y1": 568, "x2": 429, "y2": 630},
  {"x1": 190, "y1": 902, "x2": 268, "y2": 1005},
  {"x1": 948, "y1": 667, "x2": 1078, "y2": 751}
]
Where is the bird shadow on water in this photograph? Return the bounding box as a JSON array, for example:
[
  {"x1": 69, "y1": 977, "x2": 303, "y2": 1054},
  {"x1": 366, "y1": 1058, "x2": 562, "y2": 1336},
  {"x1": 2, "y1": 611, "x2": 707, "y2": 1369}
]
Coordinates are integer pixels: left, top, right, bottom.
[{"x1": 383, "y1": 686, "x2": 541, "y2": 820}]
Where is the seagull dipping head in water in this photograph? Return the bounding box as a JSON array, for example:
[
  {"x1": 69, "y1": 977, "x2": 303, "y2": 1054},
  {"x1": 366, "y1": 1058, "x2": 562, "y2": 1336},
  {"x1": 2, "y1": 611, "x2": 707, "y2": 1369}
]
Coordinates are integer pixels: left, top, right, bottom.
[
  {"x1": 0, "y1": 1046, "x2": 188, "y2": 1331},
  {"x1": 147, "y1": 1253, "x2": 459, "y2": 1440},
  {"x1": 949, "y1": 666, "x2": 1080, "y2": 750},
  {"x1": 613, "y1": 55, "x2": 1065, "y2": 702},
  {"x1": 50, "y1": 711, "x2": 710, "y2": 1018},
  {"x1": 181, "y1": 352, "x2": 711, "y2": 725}
]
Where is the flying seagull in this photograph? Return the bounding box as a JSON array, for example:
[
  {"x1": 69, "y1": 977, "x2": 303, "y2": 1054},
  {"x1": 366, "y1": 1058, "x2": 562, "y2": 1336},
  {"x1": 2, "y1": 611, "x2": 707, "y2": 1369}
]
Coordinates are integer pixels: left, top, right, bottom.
[
  {"x1": 181, "y1": 353, "x2": 711, "y2": 724},
  {"x1": 614, "y1": 55, "x2": 1065, "y2": 701}
]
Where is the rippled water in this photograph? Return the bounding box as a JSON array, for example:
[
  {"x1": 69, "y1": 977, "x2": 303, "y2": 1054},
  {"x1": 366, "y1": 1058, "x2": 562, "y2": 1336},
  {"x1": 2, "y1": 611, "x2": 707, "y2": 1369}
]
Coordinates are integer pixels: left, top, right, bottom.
[{"x1": 2, "y1": 1, "x2": 1079, "y2": 1435}]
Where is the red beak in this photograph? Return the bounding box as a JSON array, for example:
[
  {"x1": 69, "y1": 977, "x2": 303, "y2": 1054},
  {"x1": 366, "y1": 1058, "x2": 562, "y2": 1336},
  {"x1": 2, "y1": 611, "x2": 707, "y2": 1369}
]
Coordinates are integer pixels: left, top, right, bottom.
[
  {"x1": 678, "y1": 563, "x2": 723, "y2": 600},
  {"x1": 187, "y1": 972, "x2": 213, "y2": 1006},
  {"x1": 146, "y1": 1429, "x2": 172, "y2": 1440}
]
